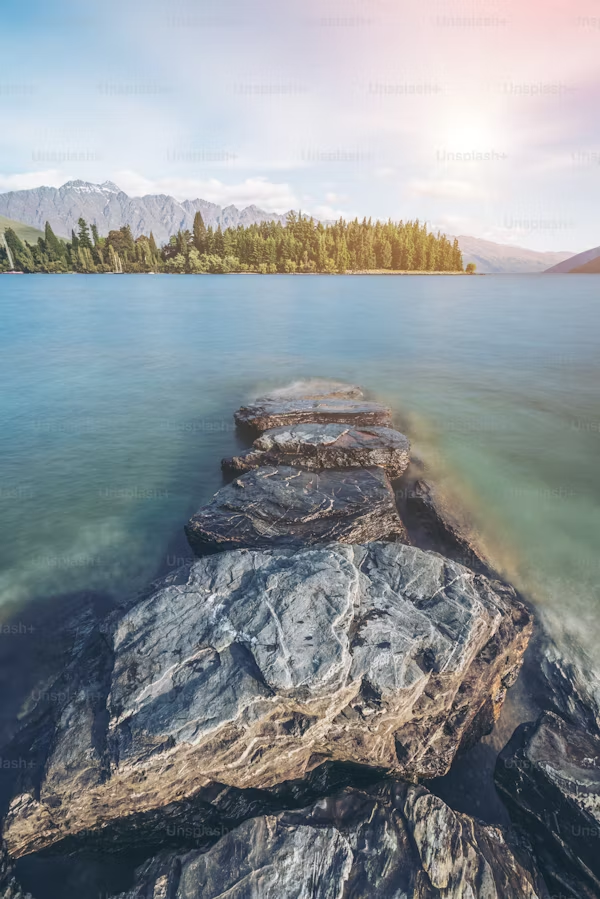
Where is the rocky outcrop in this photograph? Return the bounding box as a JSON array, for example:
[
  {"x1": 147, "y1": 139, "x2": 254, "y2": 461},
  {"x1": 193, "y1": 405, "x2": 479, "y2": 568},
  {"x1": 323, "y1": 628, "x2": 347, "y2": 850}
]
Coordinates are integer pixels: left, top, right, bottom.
[
  {"x1": 0, "y1": 380, "x2": 544, "y2": 899},
  {"x1": 4, "y1": 541, "x2": 531, "y2": 859},
  {"x1": 495, "y1": 711, "x2": 600, "y2": 898},
  {"x1": 111, "y1": 783, "x2": 547, "y2": 899},
  {"x1": 185, "y1": 466, "x2": 406, "y2": 552},
  {"x1": 234, "y1": 398, "x2": 393, "y2": 434},
  {"x1": 222, "y1": 423, "x2": 411, "y2": 478}
]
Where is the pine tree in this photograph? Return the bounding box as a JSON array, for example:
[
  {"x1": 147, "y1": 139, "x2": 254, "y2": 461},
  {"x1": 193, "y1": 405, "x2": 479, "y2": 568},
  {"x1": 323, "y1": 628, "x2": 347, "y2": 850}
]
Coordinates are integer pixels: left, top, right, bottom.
[
  {"x1": 44, "y1": 222, "x2": 66, "y2": 260},
  {"x1": 78, "y1": 218, "x2": 93, "y2": 250},
  {"x1": 192, "y1": 212, "x2": 207, "y2": 253}
]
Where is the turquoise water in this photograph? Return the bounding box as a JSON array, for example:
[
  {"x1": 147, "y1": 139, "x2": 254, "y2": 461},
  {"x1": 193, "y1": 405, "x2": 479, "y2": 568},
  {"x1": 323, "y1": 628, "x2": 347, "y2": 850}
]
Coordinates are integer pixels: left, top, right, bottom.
[{"x1": 1, "y1": 273, "x2": 599, "y2": 676}]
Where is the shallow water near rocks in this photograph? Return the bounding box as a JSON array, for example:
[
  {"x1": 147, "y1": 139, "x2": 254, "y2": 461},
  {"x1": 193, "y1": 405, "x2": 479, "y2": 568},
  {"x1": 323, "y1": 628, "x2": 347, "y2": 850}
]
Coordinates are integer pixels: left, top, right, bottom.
[{"x1": 0, "y1": 273, "x2": 599, "y2": 893}]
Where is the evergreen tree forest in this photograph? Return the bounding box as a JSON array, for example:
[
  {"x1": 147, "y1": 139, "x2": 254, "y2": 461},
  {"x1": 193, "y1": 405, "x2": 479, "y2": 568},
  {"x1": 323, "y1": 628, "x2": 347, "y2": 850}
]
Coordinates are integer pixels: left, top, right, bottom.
[{"x1": 0, "y1": 212, "x2": 464, "y2": 274}]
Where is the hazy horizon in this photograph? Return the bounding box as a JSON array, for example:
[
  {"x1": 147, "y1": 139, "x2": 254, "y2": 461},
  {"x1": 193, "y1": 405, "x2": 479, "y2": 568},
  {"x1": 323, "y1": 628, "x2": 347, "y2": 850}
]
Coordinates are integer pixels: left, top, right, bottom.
[{"x1": 2, "y1": 0, "x2": 599, "y2": 253}]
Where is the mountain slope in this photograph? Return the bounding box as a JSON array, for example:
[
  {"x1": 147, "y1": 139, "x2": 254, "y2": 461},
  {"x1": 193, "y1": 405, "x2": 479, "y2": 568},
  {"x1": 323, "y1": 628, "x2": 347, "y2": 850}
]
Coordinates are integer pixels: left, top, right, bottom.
[
  {"x1": 0, "y1": 181, "x2": 288, "y2": 245},
  {"x1": 0, "y1": 214, "x2": 45, "y2": 245},
  {"x1": 545, "y1": 245, "x2": 600, "y2": 273},
  {"x1": 457, "y1": 235, "x2": 574, "y2": 274},
  {"x1": 569, "y1": 255, "x2": 600, "y2": 273}
]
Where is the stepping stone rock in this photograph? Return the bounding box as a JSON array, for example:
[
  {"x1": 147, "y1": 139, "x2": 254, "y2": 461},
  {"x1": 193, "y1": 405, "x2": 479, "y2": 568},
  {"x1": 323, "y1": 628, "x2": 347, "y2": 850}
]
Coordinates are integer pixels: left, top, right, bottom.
[
  {"x1": 3, "y1": 542, "x2": 532, "y2": 859},
  {"x1": 222, "y1": 423, "x2": 411, "y2": 478},
  {"x1": 496, "y1": 711, "x2": 600, "y2": 898},
  {"x1": 111, "y1": 783, "x2": 547, "y2": 899},
  {"x1": 234, "y1": 398, "x2": 393, "y2": 434},
  {"x1": 185, "y1": 465, "x2": 406, "y2": 552}
]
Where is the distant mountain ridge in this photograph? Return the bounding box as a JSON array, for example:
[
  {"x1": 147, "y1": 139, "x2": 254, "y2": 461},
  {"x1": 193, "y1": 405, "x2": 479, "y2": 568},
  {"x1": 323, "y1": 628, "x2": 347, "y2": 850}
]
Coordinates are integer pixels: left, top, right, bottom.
[
  {"x1": 544, "y1": 245, "x2": 600, "y2": 273},
  {"x1": 454, "y1": 235, "x2": 574, "y2": 274},
  {"x1": 0, "y1": 180, "x2": 580, "y2": 271},
  {"x1": 0, "y1": 180, "x2": 289, "y2": 245}
]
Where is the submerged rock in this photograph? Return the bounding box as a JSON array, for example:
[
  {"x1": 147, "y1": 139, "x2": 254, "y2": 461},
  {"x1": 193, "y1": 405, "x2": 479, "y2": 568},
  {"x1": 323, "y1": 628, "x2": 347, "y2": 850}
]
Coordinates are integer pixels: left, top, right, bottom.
[
  {"x1": 256, "y1": 379, "x2": 364, "y2": 401},
  {"x1": 536, "y1": 636, "x2": 600, "y2": 736},
  {"x1": 4, "y1": 542, "x2": 531, "y2": 859},
  {"x1": 495, "y1": 711, "x2": 600, "y2": 898},
  {"x1": 111, "y1": 783, "x2": 547, "y2": 899},
  {"x1": 234, "y1": 398, "x2": 393, "y2": 434},
  {"x1": 404, "y1": 478, "x2": 493, "y2": 575},
  {"x1": 185, "y1": 465, "x2": 406, "y2": 552},
  {"x1": 222, "y1": 423, "x2": 411, "y2": 478},
  {"x1": 0, "y1": 842, "x2": 32, "y2": 899}
]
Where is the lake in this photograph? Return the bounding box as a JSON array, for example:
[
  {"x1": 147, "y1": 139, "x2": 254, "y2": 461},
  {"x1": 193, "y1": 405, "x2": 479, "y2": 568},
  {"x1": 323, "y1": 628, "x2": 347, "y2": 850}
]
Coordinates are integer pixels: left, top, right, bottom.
[{"x1": 1, "y1": 272, "x2": 599, "y2": 693}]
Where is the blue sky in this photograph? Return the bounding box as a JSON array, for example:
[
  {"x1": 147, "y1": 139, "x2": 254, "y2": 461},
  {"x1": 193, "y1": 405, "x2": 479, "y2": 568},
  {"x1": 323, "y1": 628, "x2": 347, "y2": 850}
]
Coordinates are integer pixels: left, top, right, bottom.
[{"x1": 1, "y1": 0, "x2": 599, "y2": 251}]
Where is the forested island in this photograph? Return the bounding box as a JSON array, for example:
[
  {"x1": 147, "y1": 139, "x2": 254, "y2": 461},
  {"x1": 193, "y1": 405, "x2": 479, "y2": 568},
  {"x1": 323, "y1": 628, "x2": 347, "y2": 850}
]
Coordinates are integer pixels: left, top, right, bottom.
[{"x1": 0, "y1": 212, "x2": 467, "y2": 273}]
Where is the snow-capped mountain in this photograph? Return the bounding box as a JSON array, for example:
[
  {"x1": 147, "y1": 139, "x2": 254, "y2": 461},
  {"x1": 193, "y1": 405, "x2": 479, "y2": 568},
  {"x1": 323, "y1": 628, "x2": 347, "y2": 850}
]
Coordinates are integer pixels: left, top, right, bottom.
[{"x1": 0, "y1": 180, "x2": 288, "y2": 245}]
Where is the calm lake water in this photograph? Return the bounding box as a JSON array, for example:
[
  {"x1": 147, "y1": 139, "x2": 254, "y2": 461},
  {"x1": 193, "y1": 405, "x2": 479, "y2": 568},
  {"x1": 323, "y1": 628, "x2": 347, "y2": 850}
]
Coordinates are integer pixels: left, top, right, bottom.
[{"x1": 1, "y1": 273, "x2": 599, "y2": 685}]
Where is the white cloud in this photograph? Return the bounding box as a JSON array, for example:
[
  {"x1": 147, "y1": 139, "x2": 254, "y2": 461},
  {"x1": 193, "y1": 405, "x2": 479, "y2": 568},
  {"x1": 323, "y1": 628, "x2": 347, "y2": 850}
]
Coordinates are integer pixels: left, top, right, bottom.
[
  {"x1": 0, "y1": 170, "x2": 70, "y2": 192},
  {"x1": 112, "y1": 171, "x2": 299, "y2": 211},
  {"x1": 310, "y1": 204, "x2": 355, "y2": 222},
  {"x1": 408, "y1": 179, "x2": 489, "y2": 200}
]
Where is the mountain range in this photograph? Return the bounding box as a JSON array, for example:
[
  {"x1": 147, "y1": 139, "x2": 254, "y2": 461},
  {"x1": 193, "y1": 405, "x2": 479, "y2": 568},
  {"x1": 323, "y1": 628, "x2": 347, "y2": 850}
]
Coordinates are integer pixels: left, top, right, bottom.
[
  {"x1": 0, "y1": 180, "x2": 289, "y2": 246},
  {"x1": 0, "y1": 180, "x2": 582, "y2": 273}
]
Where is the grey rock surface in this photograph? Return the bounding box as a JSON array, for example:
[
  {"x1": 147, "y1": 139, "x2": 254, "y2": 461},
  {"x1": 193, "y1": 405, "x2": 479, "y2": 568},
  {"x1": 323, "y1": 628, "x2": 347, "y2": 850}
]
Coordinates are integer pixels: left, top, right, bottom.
[
  {"x1": 495, "y1": 711, "x2": 600, "y2": 899},
  {"x1": 223, "y1": 424, "x2": 411, "y2": 478},
  {"x1": 234, "y1": 398, "x2": 393, "y2": 433},
  {"x1": 112, "y1": 783, "x2": 547, "y2": 899},
  {"x1": 186, "y1": 465, "x2": 407, "y2": 552},
  {"x1": 4, "y1": 542, "x2": 531, "y2": 858}
]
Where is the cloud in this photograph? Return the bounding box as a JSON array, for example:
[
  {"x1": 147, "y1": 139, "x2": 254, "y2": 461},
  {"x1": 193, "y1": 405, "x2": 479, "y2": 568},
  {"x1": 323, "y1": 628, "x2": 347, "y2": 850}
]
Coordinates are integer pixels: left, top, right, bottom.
[
  {"x1": 0, "y1": 170, "x2": 70, "y2": 192},
  {"x1": 408, "y1": 179, "x2": 489, "y2": 200},
  {"x1": 112, "y1": 171, "x2": 299, "y2": 211}
]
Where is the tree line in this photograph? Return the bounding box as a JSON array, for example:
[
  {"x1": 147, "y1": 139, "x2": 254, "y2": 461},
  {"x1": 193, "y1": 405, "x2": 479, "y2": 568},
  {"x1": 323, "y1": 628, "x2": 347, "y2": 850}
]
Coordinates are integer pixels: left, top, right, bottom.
[{"x1": 0, "y1": 212, "x2": 465, "y2": 274}]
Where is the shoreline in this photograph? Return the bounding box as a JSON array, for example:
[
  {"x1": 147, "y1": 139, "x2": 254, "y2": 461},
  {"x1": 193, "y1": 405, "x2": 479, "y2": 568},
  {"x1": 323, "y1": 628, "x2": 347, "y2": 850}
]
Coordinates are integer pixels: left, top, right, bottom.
[{"x1": 0, "y1": 270, "x2": 479, "y2": 276}]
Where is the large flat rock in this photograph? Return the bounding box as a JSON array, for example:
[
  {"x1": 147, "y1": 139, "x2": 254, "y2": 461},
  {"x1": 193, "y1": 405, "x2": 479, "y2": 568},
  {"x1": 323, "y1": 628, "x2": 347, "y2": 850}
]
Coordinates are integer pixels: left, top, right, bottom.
[
  {"x1": 234, "y1": 398, "x2": 393, "y2": 433},
  {"x1": 4, "y1": 542, "x2": 532, "y2": 858},
  {"x1": 111, "y1": 782, "x2": 547, "y2": 899},
  {"x1": 495, "y1": 711, "x2": 600, "y2": 898},
  {"x1": 185, "y1": 465, "x2": 406, "y2": 552},
  {"x1": 223, "y1": 424, "x2": 411, "y2": 478}
]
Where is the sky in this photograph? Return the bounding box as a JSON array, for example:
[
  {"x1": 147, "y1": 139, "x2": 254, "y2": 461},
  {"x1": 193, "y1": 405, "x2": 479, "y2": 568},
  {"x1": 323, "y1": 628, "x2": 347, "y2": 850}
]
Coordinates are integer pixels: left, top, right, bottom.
[{"x1": 1, "y1": 0, "x2": 599, "y2": 251}]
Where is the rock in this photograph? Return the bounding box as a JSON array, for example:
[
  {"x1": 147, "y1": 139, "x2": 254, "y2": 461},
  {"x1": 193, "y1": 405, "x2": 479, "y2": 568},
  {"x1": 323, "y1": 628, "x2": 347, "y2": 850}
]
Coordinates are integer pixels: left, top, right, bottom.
[
  {"x1": 256, "y1": 380, "x2": 364, "y2": 401},
  {"x1": 234, "y1": 399, "x2": 393, "y2": 434},
  {"x1": 111, "y1": 783, "x2": 547, "y2": 899},
  {"x1": 0, "y1": 842, "x2": 32, "y2": 899},
  {"x1": 403, "y1": 478, "x2": 493, "y2": 575},
  {"x1": 222, "y1": 424, "x2": 411, "y2": 478},
  {"x1": 536, "y1": 635, "x2": 600, "y2": 736},
  {"x1": 495, "y1": 711, "x2": 600, "y2": 898},
  {"x1": 4, "y1": 542, "x2": 532, "y2": 859},
  {"x1": 185, "y1": 466, "x2": 407, "y2": 552}
]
